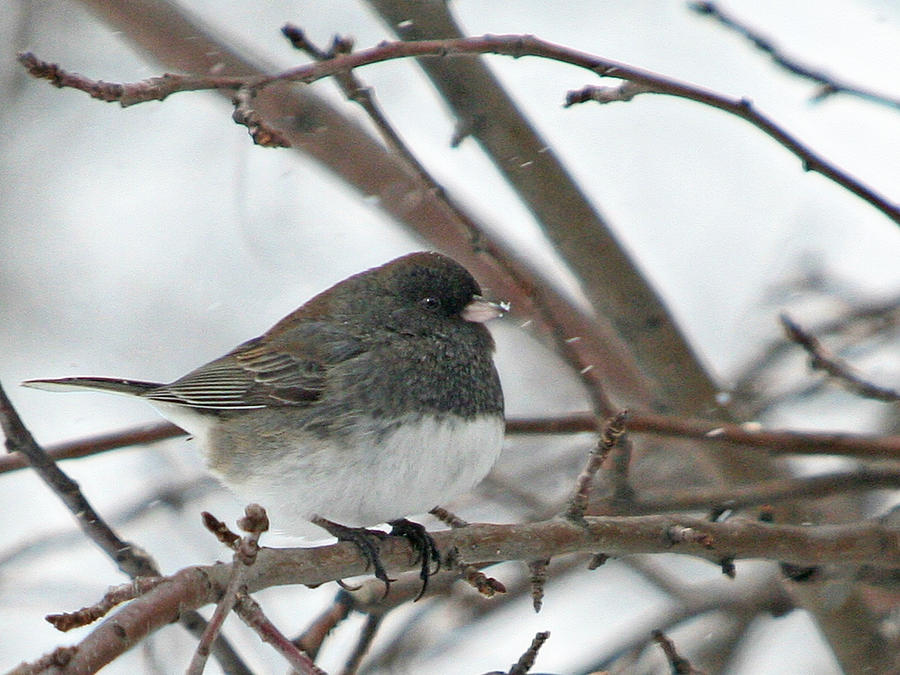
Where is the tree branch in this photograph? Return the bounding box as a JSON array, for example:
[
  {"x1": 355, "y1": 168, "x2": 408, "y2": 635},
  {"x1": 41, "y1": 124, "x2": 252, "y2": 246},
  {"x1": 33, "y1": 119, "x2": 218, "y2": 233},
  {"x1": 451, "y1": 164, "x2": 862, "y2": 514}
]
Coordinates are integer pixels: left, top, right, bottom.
[
  {"x1": 507, "y1": 411, "x2": 900, "y2": 459},
  {"x1": 12, "y1": 515, "x2": 898, "y2": 674},
  {"x1": 19, "y1": 35, "x2": 900, "y2": 228},
  {"x1": 690, "y1": 1, "x2": 900, "y2": 110},
  {"x1": 780, "y1": 313, "x2": 900, "y2": 402},
  {"x1": 0, "y1": 383, "x2": 251, "y2": 675}
]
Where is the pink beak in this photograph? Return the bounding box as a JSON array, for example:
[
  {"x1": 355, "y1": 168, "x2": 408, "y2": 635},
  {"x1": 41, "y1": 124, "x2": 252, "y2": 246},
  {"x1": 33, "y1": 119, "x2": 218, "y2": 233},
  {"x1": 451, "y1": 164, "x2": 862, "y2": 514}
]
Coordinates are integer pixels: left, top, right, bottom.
[{"x1": 461, "y1": 296, "x2": 507, "y2": 323}]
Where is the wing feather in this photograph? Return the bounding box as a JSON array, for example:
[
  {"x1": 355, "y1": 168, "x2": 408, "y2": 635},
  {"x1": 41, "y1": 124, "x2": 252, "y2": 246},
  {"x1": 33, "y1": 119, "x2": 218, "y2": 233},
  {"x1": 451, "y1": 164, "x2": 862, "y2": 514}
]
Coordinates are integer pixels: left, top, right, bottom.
[{"x1": 143, "y1": 323, "x2": 363, "y2": 410}]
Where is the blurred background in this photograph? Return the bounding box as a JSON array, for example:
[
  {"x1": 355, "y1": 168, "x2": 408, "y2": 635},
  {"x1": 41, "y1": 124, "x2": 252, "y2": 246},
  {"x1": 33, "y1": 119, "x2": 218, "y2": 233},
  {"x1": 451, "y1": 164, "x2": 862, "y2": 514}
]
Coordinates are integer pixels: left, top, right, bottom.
[{"x1": 2, "y1": 1, "x2": 899, "y2": 673}]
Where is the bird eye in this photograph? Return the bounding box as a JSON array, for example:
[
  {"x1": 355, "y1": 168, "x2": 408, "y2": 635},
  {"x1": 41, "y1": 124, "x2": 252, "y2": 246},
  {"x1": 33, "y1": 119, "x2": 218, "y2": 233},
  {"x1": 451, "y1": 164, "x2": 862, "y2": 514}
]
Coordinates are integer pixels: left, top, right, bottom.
[{"x1": 420, "y1": 296, "x2": 441, "y2": 311}]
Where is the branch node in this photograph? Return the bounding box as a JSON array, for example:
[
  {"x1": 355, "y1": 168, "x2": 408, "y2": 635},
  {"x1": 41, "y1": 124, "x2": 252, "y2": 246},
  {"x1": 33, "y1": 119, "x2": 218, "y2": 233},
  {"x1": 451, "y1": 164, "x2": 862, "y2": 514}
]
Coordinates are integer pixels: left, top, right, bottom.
[
  {"x1": 429, "y1": 505, "x2": 470, "y2": 528},
  {"x1": 202, "y1": 511, "x2": 241, "y2": 549},
  {"x1": 587, "y1": 552, "x2": 609, "y2": 570},
  {"x1": 526, "y1": 558, "x2": 550, "y2": 613},
  {"x1": 463, "y1": 565, "x2": 506, "y2": 597},
  {"x1": 665, "y1": 525, "x2": 714, "y2": 549},
  {"x1": 232, "y1": 87, "x2": 291, "y2": 148}
]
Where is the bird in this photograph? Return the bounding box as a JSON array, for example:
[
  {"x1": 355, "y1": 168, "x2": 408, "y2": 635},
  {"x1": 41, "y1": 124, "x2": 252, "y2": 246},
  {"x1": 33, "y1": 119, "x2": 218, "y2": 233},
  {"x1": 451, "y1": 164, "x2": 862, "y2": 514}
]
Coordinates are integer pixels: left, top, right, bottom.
[{"x1": 24, "y1": 251, "x2": 506, "y2": 595}]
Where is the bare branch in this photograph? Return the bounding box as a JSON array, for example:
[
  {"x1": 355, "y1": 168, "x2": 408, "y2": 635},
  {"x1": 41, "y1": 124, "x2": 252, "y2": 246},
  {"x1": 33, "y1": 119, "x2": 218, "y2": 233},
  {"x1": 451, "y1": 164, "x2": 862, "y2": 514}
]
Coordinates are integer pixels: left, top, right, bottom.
[
  {"x1": 0, "y1": 382, "x2": 158, "y2": 578},
  {"x1": 508, "y1": 631, "x2": 551, "y2": 675},
  {"x1": 690, "y1": 1, "x2": 900, "y2": 110},
  {"x1": 13, "y1": 515, "x2": 897, "y2": 673},
  {"x1": 566, "y1": 410, "x2": 628, "y2": 521},
  {"x1": 233, "y1": 594, "x2": 325, "y2": 675},
  {"x1": 781, "y1": 314, "x2": 900, "y2": 402},
  {"x1": 526, "y1": 559, "x2": 550, "y2": 613},
  {"x1": 1, "y1": 382, "x2": 250, "y2": 675},
  {"x1": 0, "y1": 420, "x2": 182, "y2": 475},
  {"x1": 19, "y1": 36, "x2": 899, "y2": 227},
  {"x1": 652, "y1": 628, "x2": 704, "y2": 674},
  {"x1": 187, "y1": 505, "x2": 269, "y2": 675},
  {"x1": 341, "y1": 612, "x2": 382, "y2": 675},
  {"x1": 596, "y1": 467, "x2": 900, "y2": 515},
  {"x1": 45, "y1": 578, "x2": 167, "y2": 632},
  {"x1": 508, "y1": 411, "x2": 900, "y2": 459}
]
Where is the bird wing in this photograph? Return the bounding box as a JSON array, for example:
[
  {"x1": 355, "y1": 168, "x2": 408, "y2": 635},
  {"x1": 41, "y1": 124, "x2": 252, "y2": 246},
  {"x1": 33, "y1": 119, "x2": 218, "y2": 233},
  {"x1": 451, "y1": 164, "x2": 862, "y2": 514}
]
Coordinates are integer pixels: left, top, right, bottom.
[{"x1": 143, "y1": 322, "x2": 364, "y2": 410}]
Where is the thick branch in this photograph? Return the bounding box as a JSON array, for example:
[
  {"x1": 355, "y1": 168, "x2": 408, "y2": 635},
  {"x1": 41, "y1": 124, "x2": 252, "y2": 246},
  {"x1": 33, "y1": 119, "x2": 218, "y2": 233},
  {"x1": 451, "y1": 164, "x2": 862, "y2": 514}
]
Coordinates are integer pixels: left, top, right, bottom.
[{"x1": 13, "y1": 515, "x2": 899, "y2": 674}]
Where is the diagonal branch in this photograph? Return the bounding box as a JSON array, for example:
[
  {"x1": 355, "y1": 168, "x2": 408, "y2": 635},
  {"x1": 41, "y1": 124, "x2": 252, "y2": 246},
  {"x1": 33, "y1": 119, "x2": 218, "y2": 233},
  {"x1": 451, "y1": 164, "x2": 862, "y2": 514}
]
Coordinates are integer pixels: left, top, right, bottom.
[
  {"x1": 780, "y1": 314, "x2": 900, "y2": 402},
  {"x1": 690, "y1": 1, "x2": 900, "y2": 110},
  {"x1": 0, "y1": 383, "x2": 251, "y2": 675},
  {"x1": 0, "y1": 382, "x2": 157, "y2": 579}
]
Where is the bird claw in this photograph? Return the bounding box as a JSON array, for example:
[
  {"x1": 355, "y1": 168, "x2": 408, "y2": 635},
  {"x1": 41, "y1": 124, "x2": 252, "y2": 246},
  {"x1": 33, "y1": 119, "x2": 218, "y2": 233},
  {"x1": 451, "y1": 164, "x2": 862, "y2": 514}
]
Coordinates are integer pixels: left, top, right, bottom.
[
  {"x1": 388, "y1": 518, "x2": 441, "y2": 601},
  {"x1": 312, "y1": 516, "x2": 439, "y2": 600}
]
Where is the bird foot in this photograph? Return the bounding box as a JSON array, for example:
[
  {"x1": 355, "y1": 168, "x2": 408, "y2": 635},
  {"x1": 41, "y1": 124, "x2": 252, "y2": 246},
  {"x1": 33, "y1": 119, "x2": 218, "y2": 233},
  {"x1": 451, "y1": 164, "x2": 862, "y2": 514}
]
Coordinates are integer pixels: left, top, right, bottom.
[
  {"x1": 311, "y1": 516, "x2": 439, "y2": 600},
  {"x1": 388, "y1": 518, "x2": 440, "y2": 601}
]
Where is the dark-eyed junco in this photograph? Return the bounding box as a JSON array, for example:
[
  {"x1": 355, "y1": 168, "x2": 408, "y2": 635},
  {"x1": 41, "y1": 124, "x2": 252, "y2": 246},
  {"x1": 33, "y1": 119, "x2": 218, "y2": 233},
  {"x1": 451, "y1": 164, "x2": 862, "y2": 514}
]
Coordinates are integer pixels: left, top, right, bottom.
[{"x1": 26, "y1": 252, "x2": 505, "y2": 591}]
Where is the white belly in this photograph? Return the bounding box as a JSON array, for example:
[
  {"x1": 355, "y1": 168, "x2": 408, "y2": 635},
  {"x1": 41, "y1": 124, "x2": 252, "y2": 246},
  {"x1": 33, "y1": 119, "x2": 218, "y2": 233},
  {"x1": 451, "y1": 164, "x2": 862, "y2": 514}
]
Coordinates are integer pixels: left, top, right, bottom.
[{"x1": 160, "y1": 405, "x2": 504, "y2": 537}]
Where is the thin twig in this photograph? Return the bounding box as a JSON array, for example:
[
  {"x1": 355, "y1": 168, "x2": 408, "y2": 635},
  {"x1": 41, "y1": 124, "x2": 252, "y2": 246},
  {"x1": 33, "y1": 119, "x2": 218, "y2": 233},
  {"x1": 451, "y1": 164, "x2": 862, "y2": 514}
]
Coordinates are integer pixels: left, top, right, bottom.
[
  {"x1": 652, "y1": 628, "x2": 704, "y2": 674},
  {"x1": 0, "y1": 382, "x2": 158, "y2": 578},
  {"x1": 293, "y1": 590, "x2": 355, "y2": 660},
  {"x1": 4, "y1": 405, "x2": 895, "y2": 486},
  {"x1": 462, "y1": 565, "x2": 507, "y2": 597},
  {"x1": 232, "y1": 86, "x2": 291, "y2": 147},
  {"x1": 18, "y1": 35, "x2": 899, "y2": 225},
  {"x1": 282, "y1": 26, "x2": 433, "y2": 185},
  {"x1": 46, "y1": 577, "x2": 168, "y2": 632},
  {"x1": 234, "y1": 593, "x2": 325, "y2": 675},
  {"x1": 508, "y1": 631, "x2": 550, "y2": 675},
  {"x1": 566, "y1": 410, "x2": 629, "y2": 521},
  {"x1": 0, "y1": 420, "x2": 183, "y2": 474},
  {"x1": 599, "y1": 467, "x2": 900, "y2": 515},
  {"x1": 780, "y1": 313, "x2": 900, "y2": 402},
  {"x1": 0, "y1": 382, "x2": 252, "y2": 675},
  {"x1": 690, "y1": 1, "x2": 900, "y2": 110},
  {"x1": 429, "y1": 506, "x2": 470, "y2": 528},
  {"x1": 187, "y1": 505, "x2": 269, "y2": 675},
  {"x1": 341, "y1": 612, "x2": 382, "y2": 675},
  {"x1": 526, "y1": 559, "x2": 550, "y2": 613}
]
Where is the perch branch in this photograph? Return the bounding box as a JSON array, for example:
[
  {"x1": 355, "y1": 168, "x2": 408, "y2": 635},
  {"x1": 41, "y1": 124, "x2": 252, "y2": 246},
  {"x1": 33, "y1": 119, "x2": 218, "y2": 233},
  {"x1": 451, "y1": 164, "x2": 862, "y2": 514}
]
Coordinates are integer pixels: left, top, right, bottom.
[{"x1": 12, "y1": 514, "x2": 898, "y2": 674}]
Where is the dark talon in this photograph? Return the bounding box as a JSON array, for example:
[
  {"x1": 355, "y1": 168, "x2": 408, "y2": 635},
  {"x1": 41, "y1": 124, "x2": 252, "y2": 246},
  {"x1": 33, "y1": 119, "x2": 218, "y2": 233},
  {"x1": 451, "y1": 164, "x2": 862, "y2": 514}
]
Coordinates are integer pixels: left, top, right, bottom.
[
  {"x1": 388, "y1": 518, "x2": 441, "y2": 601},
  {"x1": 311, "y1": 516, "x2": 393, "y2": 596},
  {"x1": 312, "y1": 516, "x2": 439, "y2": 600}
]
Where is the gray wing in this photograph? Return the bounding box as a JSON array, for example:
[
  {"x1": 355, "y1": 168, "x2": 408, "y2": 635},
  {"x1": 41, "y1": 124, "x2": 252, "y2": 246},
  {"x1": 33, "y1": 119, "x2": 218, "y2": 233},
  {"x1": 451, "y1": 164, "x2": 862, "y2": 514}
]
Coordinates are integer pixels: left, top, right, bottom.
[{"x1": 143, "y1": 322, "x2": 364, "y2": 410}]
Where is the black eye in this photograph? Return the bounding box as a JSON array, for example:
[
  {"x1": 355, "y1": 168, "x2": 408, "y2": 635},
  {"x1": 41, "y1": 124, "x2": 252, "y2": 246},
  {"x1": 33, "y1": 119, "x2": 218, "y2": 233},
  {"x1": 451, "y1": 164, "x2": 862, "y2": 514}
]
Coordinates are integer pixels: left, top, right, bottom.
[{"x1": 420, "y1": 296, "x2": 441, "y2": 311}]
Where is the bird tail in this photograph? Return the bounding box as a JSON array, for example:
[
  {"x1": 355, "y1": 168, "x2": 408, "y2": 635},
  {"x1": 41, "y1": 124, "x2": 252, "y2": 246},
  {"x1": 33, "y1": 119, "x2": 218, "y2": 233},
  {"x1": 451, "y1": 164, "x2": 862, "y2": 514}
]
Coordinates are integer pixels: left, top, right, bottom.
[{"x1": 22, "y1": 377, "x2": 162, "y2": 397}]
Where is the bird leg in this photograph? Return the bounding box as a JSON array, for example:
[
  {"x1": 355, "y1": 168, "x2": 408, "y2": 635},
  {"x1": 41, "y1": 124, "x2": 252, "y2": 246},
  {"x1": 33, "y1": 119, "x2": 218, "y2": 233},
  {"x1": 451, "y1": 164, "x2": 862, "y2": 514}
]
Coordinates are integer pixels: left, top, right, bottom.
[
  {"x1": 387, "y1": 518, "x2": 440, "y2": 600},
  {"x1": 311, "y1": 516, "x2": 439, "y2": 600}
]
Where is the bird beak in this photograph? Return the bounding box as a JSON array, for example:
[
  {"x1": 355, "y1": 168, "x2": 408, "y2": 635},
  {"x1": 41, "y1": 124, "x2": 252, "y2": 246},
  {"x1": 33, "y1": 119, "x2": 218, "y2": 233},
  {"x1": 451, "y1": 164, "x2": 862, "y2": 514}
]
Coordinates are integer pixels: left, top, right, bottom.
[{"x1": 461, "y1": 296, "x2": 507, "y2": 323}]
